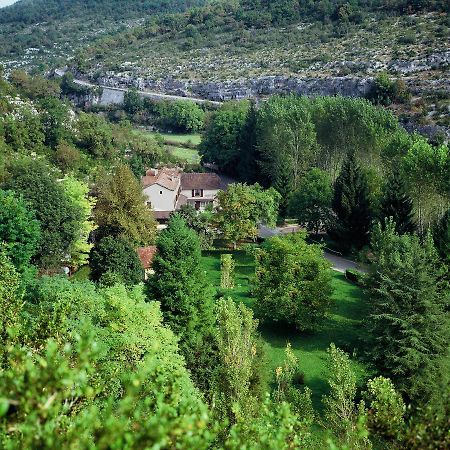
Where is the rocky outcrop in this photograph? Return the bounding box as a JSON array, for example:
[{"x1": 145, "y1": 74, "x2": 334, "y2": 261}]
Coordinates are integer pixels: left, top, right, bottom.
[
  {"x1": 389, "y1": 51, "x2": 450, "y2": 75},
  {"x1": 94, "y1": 73, "x2": 374, "y2": 102}
]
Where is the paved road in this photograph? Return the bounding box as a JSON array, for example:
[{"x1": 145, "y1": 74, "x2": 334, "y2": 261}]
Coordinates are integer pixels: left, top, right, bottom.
[
  {"x1": 258, "y1": 224, "x2": 367, "y2": 273},
  {"x1": 73, "y1": 78, "x2": 222, "y2": 105},
  {"x1": 323, "y1": 251, "x2": 366, "y2": 273}
]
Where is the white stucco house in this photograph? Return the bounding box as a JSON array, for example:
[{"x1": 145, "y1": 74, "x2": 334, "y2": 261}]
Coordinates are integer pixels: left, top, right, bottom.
[
  {"x1": 142, "y1": 168, "x2": 226, "y2": 222},
  {"x1": 180, "y1": 172, "x2": 224, "y2": 211}
]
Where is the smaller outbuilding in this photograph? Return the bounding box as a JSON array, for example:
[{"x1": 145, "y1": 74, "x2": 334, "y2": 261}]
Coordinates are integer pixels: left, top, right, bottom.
[{"x1": 136, "y1": 246, "x2": 158, "y2": 280}]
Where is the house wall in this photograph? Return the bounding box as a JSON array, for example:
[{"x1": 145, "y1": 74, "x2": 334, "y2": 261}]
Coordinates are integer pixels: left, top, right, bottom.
[
  {"x1": 181, "y1": 189, "x2": 219, "y2": 200},
  {"x1": 144, "y1": 184, "x2": 177, "y2": 211},
  {"x1": 181, "y1": 189, "x2": 220, "y2": 211}
]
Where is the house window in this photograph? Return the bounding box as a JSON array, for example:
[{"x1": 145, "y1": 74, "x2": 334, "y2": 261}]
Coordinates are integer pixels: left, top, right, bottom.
[
  {"x1": 159, "y1": 191, "x2": 163, "y2": 195},
  {"x1": 192, "y1": 189, "x2": 203, "y2": 197}
]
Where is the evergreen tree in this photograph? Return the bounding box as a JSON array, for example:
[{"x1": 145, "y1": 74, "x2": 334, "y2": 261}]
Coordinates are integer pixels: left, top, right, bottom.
[
  {"x1": 366, "y1": 220, "x2": 449, "y2": 403},
  {"x1": 146, "y1": 215, "x2": 216, "y2": 393},
  {"x1": 237, "y1": 101, "x2": 262, "y2": 184},
  {"x1": 380, "y1": 168, "x2": 415, "y2": 234},
  {"x1": 328, "y1": 150, "x2": 373, "y2": 250},
  {"x1": 433, "y1": 209, "x2": 450, "y2": 264},
  {"x1": 273, "y1": 157, "x2": 294, "y2": 219}
]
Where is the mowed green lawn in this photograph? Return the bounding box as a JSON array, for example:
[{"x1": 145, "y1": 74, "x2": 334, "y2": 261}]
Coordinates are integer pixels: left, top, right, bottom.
[
  {"x1": 132, "y1": 128, "x2": 201, "y2": 162},
  {"x1": 132, "y1": 128, "x2": 202, "y2": 146},
  {"x1": 167, "y1": 145, "x2": 201, "y2": 163},
  {"x1": 157, "y1": 132, "x2": 202, "y2": 146},
  {"x1": 201, "y1": 250, "x2": 371, "y2": 410}
]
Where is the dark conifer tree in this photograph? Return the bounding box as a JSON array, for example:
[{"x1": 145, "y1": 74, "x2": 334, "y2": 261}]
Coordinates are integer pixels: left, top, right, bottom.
[
  {"x1": 380, "y1": 168, "x2": 415, "y2": 234},
  {"x1": 273, "y1": 157, "x2": 294, "y2": 219},
  {"x1": 237, "y1": 101, "x2": 265, "y2": 185},
  {"x1": 433, "y1": 209, "x2": 450, "y2": 264},
  {"x1": 328, "y1": 150, "x2": 372, "y2": 250},
  {"x1": 146, "y1": 214, "x2": 217, "y2": 393},
  {"x1": 366, "y1": 220, "x2": 449, "y2": 403}
]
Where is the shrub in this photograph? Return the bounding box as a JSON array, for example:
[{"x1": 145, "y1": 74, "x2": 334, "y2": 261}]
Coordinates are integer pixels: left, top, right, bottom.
[
  {"x1": 345, "y1": 269, "x2": 364, "y2": 285},
  {"x1": 254, "y1": 233, "x2": 332, "y2": 332},
  {"x1": 89, "y1": 236, "x2": 143, "y2": 285}
]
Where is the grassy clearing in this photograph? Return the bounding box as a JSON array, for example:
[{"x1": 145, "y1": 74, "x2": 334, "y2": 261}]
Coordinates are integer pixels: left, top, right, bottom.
[
  {"x1": 132, "y1": 128, "x2": 202, "y2": 146},
  {"x1": 157, "y1": 133, "x2": 202, "y2": 146},
  {"x1": 132, "y1": 128, "x2": 202, "y2": 162},
  {"x1": 167, "y1": 145, "x2": 201, "y2": 163},
  {"x1": 201, "y1": 249, "x2": 371, "y2": 410}
]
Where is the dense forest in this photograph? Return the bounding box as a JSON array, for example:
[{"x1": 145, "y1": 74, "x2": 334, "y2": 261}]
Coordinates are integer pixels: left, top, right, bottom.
[
  {"x1": 1, "y1": 0, "x2": 447, "y2": 26},
  {"x1": 0, "y1": 0, "x2": 208, "y2": 24}
]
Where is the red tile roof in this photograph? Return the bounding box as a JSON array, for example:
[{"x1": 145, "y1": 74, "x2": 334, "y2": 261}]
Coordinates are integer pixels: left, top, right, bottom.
[
  {"x1": 142, "y1": 168, "x2": 180, "y2": 191},
  {"x1": 136, "y1": 246, "x2": 157, "y2": 270}
]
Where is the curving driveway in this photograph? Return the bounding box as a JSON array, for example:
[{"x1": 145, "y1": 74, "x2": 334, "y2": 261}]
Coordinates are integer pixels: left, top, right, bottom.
[{"x1": 258, "y1": 224, "x2": 367, "y2": 273}]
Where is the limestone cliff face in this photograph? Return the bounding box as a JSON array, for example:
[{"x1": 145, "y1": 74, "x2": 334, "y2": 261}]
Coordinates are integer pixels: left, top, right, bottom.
[{"x1": 95, "y1": 74, "x2": 374, "y2": 101}]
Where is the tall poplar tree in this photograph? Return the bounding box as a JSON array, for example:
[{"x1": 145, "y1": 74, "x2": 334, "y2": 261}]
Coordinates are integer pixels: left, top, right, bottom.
[
  {"x1": 328, "y1": 149, "x2": 372, "y2": 250},
  {"x1": 380, "y1": 168, "x2": 415, "y2": 234}
]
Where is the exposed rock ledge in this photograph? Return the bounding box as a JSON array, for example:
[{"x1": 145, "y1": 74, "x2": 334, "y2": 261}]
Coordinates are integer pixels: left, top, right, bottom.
[{"x1": 93, "y1": 74, "x2": 375, "y2": 102}]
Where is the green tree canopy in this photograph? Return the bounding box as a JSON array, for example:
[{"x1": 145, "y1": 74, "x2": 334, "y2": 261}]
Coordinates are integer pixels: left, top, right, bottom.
[
  {"x1": 0, "y1": 189, "x2": 40, "y2": 271},
  {"x1": 328, "y1": 150, "x2": 373, "y2": 251},
  {"x1": 77, "y1": 112, "x2": 115, "y2": 159},
  {"x1": 366, "y1": 220, "x2": 449, "y2": 403},
  {"x1": 3, "y1": 159, "x2": 82, "y2": 269},
  {"x1": 0, "y1": 250, "x2": 22, "y2": 359},
  {"x1": 158, "y1": 100, "x2": 205, "y2": 133},
  {"x1": 94, "y1": 163, "x2": 157, "y2": 246},
  {"x1": 257, "y1": 95, "x2": 318, "y2": 214},
  {"x1": 123, "y1": 88, "x2": 143, "y2": 115},
  {"x1": 62, "y1": 177, "x2": 96, "y2": 269},
  {"x1": 214, "y1": 183, "x2": 281, "y2": 249},
  {"x1": 322, "y1": 343, "x2": 370, "y2": 449},
  {"x1": 214, "y1": 297, "x2": 268, "y2": 425},
  {"x1": 432, "y1": 209, "x2": 450, "y2": 264},
  {"x1": 254, "y1": 233, "x2": 332, "y2": 332},
  {"x1": 1, "y1": 274, "x2": 213, "y2": 447},
  {"x1": 288, "y1": 168, "x2": 332, "y2": 234},
  {"x1": 89, "y1": 235, "x2": 143, "y2": 285},
  {"x1": 379, "y1": 167, "x2": 415, "y2": 234},
  {"x1": 146, "y1": 214, "x2": 216, "y2": 392},
  {"x1": 199, "y1": 101, "x2": 249, "y2": 176},
  {"x1": 38, "y1": 96, "x2": 72, "y2": 148}
]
